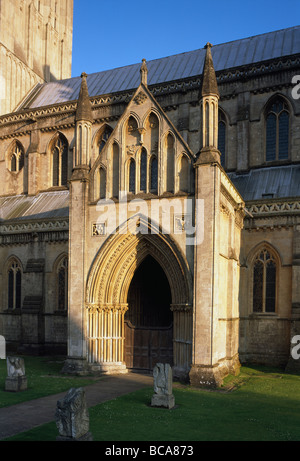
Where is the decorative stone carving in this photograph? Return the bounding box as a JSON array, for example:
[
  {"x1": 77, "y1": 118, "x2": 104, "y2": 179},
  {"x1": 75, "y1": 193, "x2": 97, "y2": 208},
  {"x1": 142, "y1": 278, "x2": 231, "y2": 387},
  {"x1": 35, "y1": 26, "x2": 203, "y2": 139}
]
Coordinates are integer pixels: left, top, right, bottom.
[
  {"x1": 151, "y1": 363, "x2": 175, "y2": 409},
  {"x1": 5, "y1": 357, "x2": 28, "y2": 392},
  {"x1": 134, "y1": 91, "x2": 147, "y2": 105},
  {"x1": 92, "y1": 222, "x2": 106, "y2": 236},
  {"x1": 55, "y1": 388, "x2": 93, "y2": 441},
  {"x1": 174, "y1": 214, "x2": 192, "y2": 233}
]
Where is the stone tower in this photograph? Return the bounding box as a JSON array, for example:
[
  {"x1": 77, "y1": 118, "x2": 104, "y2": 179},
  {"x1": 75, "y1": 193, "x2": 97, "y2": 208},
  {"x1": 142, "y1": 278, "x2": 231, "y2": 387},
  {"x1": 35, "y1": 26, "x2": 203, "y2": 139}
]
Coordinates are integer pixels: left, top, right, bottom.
[{"x1": 0, "y1": 0, "x2": 73, "y2": 116}]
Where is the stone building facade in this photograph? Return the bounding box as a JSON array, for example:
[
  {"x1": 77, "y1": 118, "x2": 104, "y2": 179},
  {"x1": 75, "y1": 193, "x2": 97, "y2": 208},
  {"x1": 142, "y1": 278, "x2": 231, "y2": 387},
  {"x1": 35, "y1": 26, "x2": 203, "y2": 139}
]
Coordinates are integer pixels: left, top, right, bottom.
[
  {"x1": 0, "y1": 0, "x2": 73, "y2": 115},
  {"x1": 0, "y1": 3, "x2": 299, "y2": 387}
]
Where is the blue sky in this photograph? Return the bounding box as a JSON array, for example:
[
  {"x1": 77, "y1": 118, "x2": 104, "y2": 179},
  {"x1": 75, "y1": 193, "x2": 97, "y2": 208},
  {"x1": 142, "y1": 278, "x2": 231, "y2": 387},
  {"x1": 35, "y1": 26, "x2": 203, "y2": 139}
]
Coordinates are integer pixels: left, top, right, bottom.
[{"x1": 71, "y1": 0, "x2": 300, "y2": 77}]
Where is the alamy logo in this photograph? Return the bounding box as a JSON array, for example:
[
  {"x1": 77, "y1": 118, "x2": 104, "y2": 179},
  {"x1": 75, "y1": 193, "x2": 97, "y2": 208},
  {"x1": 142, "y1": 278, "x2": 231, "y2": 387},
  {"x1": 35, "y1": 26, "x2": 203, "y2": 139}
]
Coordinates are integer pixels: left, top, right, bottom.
[
  {"x1": 0, "y1": 335, "x2": 5, "y2": 359},
  {"x1": 291, "y1": 75, "x2": 300, "y2": 100},
  {"x1": 95, "y1": 194, "x2": 205, "y2": 246},
  {"x1": 291, "y1": 335, "x2": 300, "y2": 360}
]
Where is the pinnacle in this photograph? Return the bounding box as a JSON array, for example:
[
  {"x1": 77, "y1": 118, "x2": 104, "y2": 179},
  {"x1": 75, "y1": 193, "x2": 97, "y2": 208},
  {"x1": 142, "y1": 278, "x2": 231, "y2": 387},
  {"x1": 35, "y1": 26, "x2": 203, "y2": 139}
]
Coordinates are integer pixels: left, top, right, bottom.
[
  {"x1": 76, "y1": 72, "x2": 93, "y2": 123},
  {"x1": 201, "y1": 43, "x2": 219, "y2": 97}
]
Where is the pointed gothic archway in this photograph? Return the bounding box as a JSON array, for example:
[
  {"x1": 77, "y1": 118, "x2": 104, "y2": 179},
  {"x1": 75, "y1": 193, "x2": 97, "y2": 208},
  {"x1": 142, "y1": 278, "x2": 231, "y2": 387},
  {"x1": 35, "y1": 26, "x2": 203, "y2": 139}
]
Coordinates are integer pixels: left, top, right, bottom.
[{"x1": 85, "y1": 216, "x2": 193, "y2": 378}]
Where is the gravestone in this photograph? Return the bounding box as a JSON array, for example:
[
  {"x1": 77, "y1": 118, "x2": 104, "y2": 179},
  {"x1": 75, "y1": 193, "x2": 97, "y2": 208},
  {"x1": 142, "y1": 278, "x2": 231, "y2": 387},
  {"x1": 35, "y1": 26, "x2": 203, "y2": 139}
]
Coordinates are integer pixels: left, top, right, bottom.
[
  {"x1": 151, "y1": 363, "x2": 175, "y2": 409},
  {"x1": 0, "y1": 335, "x2": 5, "y2": 359},
  {"x1": 55, "y1": 387, "x2": 93, "y2": 441},
  {"x1": 5, "y1": 357, "x2": 28, "y2": 392}
]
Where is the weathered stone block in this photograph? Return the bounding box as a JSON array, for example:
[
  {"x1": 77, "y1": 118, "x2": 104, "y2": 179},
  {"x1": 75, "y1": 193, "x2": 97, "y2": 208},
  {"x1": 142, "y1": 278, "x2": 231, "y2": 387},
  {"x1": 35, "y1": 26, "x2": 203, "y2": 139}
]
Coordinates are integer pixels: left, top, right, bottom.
[
  {"x1": 5, "y1": 376, "x2": 28, "y2": 392},
  {"x1": 151, "y1": 363, "x2": 175, "y2": 409},
  {"x1": 55, "y1": 387, "x2": 93, "y2": 441},
  {"x1": 5, "y1": 357, "x2": 27, "y2": 392}
]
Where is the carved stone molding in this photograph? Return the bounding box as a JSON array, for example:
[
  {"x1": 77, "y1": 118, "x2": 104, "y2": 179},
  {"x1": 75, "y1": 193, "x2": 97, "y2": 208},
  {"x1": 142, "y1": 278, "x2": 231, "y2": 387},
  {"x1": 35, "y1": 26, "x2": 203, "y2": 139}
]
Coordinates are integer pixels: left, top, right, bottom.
[
  {"x1": 86, "y1": 303, "x2": 128, "y2": 315},
  {"x1": 247, "y1": 200, "x2": 300, "y2": 216},
  {"x1": 170, "y1": 304, "x2": 192, "y2": 312},
  {"x1": 0, "y1": 219, "x2": 69, "y2": 234}
]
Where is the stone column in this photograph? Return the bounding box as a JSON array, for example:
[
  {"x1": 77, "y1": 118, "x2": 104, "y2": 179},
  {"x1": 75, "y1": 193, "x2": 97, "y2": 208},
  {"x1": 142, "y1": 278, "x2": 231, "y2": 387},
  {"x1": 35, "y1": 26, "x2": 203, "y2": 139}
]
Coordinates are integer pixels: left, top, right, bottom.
[
  {"x1": 171, "y1": 304, "x2": 192, "y2": 380},
  {"x1": 189, "y1": 42, "x2": 229, "y2": 388},
  {"x1": 62, "y1": 73, "x2": 93, "y2": 375},
  {"x1": 86, "y1": 304, "x2": 128, "y2": 374},
  {"x1": 190, "y1": 160, "x2": 224, "y2": 388},
  {"x1": 62, "y1": 168, "x2": 90, "y2": 375}
]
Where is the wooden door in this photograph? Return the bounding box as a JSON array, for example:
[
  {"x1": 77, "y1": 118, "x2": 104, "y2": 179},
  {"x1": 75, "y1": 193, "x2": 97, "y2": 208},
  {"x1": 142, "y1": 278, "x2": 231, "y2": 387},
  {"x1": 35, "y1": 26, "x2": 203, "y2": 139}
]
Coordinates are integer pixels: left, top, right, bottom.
[
  {"x1": 124, "y1": 255, "x2": 173, "y2": 371},
  {"x1": 124, "y1": 320, "x2": 173, "y2": 371}
]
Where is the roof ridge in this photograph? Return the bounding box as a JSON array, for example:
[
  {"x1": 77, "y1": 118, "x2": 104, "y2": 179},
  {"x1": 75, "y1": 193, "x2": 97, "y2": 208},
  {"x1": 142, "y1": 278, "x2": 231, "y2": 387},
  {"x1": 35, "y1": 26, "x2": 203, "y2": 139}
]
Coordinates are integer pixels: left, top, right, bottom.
[{"x1": 69, "y1": 25, "x2": 300, "y2": 79}]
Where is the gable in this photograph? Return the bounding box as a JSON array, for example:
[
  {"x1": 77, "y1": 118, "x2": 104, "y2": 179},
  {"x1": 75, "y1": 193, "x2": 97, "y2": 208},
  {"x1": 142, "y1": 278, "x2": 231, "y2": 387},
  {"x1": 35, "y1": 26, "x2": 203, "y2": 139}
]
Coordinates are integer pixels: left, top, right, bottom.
[{"x1": 89, "y1": 82, "x2": 195, "y2": 202}]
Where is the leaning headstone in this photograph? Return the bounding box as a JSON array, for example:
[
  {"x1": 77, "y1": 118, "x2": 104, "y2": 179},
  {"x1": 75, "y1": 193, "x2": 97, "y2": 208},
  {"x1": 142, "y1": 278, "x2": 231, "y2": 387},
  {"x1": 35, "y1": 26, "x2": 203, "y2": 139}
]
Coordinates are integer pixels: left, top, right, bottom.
[
  {"x1": 151, "y1": 363, "x2": 175, "y2": 409},
  {"x1": 55, "y1": 387, "x2": 93, "y2": 441},
  {"x1": 5, "y1": 357, "x2": 27, "y2": 392}
]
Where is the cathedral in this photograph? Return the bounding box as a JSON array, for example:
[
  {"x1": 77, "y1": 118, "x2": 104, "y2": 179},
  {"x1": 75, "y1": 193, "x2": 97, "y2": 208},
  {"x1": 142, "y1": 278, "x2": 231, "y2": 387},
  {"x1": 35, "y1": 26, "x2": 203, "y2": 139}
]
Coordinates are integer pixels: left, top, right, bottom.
[{"x1": 0, "y1": 0, "x2": 300, "y2": 388}]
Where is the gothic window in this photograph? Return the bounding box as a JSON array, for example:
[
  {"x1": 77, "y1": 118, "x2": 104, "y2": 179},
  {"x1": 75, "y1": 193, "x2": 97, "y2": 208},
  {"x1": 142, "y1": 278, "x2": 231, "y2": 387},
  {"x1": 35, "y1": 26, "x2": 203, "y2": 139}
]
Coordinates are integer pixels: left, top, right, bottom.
[
  {"x1": 8, "y1": 260, "x2": 22, "y2": 309},
  {"x1": 140, "y1": 148, "x2": 147, "y2": 193},
  {"x1": 166, "y1": 134, "x2": 175, "y2": 193},
  {"x1": 150, "y1": 156, "x2": 158, "y2": 193},
  {"x1": 11, "y1": 155, "x2": 17, "y2": 172},
  {"x1": 99, "y1": 167, "x2": 106, "y2": 200},
  {"x1": 126, "y1": 116, "x2": 139, "y2": 149},
  {"x1": 252, "y1": 249, "x2": 277, "y2": 313},
  {"x1": 112, "y1": 143, "x2": 119, "y2": 198},
  {"x1": 51, "y1": 134, "x2": 68, "y2": 187},
  {"x1": 147, "y1": 113, "x2": 159, "y2": 154},
  {"x1": 178, "y1": 155, "x2": 189, "y2": 193},
  {"x1": 57, "y1": 257, "x2": 68, "y2": 311},
  {"x1": 98, "y1": 125, "x2": 113, "y2": 154},
  {"x1": 266, "y1": 98, "x2": 289, "y2": 162},
  {"x1": 9, "y1": 141, "x2": 24, "y2": 173},
  {"x1": 218, "y1": 110, "x2": 226, "y2": 167},
  {"x1": 129, "y1": 158, "x2": 136, "y2": 194}
]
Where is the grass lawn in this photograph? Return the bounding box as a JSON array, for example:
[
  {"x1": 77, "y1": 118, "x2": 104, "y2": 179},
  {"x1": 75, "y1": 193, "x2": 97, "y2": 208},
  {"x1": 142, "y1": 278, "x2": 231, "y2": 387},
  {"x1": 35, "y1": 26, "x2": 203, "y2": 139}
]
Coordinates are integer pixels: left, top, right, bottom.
[
  {"x1": 2, "y1": 361, "x2": 300, "y2": 441},
  {"x1": 0, "y1": 355, "x2": 97, "y2": 408}
]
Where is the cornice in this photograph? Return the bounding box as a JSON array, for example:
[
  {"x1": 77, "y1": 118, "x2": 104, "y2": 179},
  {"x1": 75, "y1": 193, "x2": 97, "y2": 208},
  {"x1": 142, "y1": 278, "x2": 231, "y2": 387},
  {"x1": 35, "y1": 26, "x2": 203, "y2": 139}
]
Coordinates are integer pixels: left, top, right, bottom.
[
  {"x1": 0, "y1": 218, "x2": 69, "y2": 234},
  {"x1": 244, "y1": 199, "x2": 300, "y2": 231},
  {"x1": 246, "y1": 199, "x2": 300, "y2": 217}
]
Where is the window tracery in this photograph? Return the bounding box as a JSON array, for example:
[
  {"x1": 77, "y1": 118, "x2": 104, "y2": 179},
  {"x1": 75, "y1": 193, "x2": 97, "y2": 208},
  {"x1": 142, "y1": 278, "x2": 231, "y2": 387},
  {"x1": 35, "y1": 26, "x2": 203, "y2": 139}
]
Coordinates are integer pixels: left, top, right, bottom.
[
  {"x1": 8, "y1": 141, "x2": 24, "y2": 173},
  {"x1": 252, "y1": 249, "x2": 277, "y2": 313},
  {"x1": 266, "y1": 97, "x2": 289, "y2": 162},
  {"x1": 98, "y1": 126, "x2": 113, "y2": 154},
  {"x1": 7, "y1": 260, "x2": 22, "y2": 310},
  {"x1": 51, "y1": 134, "x2": 68, "y2": 187}
]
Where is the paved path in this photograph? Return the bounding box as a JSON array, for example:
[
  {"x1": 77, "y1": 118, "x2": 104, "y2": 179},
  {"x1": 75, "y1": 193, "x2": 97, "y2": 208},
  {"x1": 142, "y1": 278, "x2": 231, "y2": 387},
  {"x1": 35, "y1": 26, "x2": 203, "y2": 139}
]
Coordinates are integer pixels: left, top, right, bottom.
[{"x1": 0, "y1": 372, "x2": 153, "y2": 440}]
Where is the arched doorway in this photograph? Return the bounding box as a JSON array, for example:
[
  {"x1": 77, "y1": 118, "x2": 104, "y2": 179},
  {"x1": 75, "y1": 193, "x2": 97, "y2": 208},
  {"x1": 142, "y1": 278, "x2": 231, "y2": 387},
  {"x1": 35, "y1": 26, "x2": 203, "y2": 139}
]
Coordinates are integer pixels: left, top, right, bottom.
[
  {"x1": 85, "y1": 218, "x2": 193, "y2": 378},
  {"x1": 124, "y1": 255, "x2": 173, "y2": 371}
]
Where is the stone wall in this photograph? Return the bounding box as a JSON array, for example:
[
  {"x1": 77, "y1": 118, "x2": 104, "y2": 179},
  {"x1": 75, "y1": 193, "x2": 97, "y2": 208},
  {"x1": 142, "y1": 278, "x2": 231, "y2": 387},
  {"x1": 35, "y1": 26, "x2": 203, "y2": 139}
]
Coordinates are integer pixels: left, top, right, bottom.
[
  {"x1": 0, "y1": 235, "x2": 68, "y2": 354},
  {"x1": 0, "y1": 0, "x2": 73, "y2": 115}
]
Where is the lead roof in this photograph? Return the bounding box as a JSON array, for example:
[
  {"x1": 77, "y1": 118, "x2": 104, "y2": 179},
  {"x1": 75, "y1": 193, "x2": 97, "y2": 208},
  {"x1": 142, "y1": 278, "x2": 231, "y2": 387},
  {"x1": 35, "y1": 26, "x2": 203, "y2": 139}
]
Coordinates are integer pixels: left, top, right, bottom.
[{"x1": 18, "y1": 26, "x2": 300, "y2": 110}]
